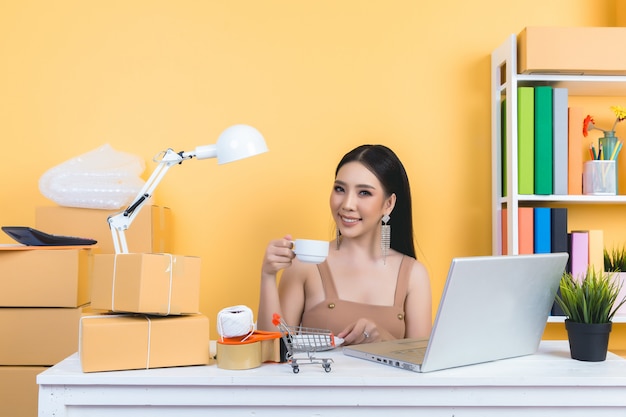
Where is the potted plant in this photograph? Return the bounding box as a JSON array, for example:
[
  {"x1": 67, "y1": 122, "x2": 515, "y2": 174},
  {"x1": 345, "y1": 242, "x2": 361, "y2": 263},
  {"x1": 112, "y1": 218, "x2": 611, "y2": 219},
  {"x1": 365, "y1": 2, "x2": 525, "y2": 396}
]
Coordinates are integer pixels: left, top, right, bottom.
[
  {"x1": 555, "y1": 267, "x2": 626, "y2": 361},
  {"x1": 604, "y1": 245, "x2": 626, "y2": 272},
  {"x1": 604, "y1": 245, "x2": 626, "y2": 318}
]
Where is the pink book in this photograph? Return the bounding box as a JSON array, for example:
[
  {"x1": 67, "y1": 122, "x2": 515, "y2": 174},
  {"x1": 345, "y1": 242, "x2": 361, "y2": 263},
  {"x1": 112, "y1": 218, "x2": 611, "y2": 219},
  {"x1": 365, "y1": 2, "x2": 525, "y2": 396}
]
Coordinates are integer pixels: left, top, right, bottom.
[
  {"x1": 501, "y1": 208, "x2": 508, "y2": 255},
  {"x1": 569, "y1": 231, "x2": 589, "y2": 280}
]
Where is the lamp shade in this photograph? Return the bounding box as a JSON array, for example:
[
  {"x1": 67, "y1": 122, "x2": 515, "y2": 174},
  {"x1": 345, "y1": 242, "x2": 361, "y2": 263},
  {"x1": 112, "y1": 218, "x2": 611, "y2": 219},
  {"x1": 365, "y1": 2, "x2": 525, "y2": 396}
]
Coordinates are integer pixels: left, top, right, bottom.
[{"x1": 215, "y1": 124, "x2": 268, "y2": 164}]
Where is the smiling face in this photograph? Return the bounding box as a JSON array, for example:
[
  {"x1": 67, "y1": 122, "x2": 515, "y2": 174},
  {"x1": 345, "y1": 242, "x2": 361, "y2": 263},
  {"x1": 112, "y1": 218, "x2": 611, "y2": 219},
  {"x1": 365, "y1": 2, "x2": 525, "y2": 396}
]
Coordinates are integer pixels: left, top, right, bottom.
[{"x1": 330, "y1": 161, "x2": 396, "y2": 241}]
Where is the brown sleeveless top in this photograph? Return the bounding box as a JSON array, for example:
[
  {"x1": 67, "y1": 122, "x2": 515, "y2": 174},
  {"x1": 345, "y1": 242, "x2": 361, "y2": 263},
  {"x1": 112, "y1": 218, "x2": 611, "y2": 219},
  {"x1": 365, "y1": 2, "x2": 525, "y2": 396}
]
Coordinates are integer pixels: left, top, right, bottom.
[{"x1": 300, "y1": 255, "x2": 412, "y2": 339}]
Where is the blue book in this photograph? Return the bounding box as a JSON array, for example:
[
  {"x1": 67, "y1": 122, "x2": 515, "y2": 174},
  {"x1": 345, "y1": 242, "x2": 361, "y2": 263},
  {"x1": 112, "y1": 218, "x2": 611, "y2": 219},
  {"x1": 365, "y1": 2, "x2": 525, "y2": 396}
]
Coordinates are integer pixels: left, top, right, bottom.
[{"x1": 533, "y1": 207, "x2": 551, "y2": 254}]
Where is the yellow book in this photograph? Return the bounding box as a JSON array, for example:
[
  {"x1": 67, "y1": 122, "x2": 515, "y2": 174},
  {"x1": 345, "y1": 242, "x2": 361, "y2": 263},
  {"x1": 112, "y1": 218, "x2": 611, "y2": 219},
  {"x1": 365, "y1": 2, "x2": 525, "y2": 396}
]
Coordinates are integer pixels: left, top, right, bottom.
[{"x1": 573, "y1": 229, "x2": 604, "y2": 272}]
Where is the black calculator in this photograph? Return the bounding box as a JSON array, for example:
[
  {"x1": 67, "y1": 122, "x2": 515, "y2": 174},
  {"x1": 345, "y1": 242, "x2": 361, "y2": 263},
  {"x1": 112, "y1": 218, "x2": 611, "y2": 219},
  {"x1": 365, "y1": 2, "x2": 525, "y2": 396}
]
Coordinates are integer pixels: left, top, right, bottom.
[{"x1": 1, "y1": 226, "x2": 97, "y2": 246}]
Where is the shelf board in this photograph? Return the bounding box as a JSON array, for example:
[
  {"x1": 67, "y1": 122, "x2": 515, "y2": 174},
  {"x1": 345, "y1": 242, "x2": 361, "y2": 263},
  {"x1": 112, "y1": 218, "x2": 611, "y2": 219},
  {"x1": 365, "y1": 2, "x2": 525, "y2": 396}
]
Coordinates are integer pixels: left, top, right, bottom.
[
  {"x1": 515, "y1": 74, "x2": 626, "y2": 96},
  {"x1": 499, "y1": 195, "x2": 626, "y2": 204},
  {"x1": 548, "y1": 316, "x2": 626, "y2": 323}
]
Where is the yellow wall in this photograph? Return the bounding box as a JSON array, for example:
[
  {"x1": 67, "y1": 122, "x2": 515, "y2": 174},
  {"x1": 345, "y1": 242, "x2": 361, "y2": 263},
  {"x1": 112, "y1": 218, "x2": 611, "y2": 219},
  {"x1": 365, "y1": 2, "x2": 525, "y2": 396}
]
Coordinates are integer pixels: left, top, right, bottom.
[{"x1": 0, "y1": 0, "x2": 622, "y2": 338}]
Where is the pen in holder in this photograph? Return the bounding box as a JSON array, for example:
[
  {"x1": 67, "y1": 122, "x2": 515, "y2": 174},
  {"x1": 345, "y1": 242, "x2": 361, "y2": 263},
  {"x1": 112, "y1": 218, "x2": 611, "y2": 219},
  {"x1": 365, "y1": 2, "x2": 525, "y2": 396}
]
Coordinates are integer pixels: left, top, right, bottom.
[{"x1": 583, "y1": 160, "x2": 617, "y2": 195}]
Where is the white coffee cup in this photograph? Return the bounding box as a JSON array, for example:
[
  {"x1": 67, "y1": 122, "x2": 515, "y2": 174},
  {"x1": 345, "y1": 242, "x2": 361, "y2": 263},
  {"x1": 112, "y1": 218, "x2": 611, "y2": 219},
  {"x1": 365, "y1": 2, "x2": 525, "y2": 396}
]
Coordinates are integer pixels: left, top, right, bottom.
[{"x1": 292, "y1": 239, "x2": 329, "y2": 264}]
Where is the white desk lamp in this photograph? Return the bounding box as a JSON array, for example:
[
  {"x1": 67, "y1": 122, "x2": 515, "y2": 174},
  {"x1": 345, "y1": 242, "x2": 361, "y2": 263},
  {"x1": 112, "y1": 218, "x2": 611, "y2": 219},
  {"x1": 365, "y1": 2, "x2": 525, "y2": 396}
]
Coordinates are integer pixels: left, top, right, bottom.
[{"x1": 108, "y1": 124, "x2": 268, "y2": 254}]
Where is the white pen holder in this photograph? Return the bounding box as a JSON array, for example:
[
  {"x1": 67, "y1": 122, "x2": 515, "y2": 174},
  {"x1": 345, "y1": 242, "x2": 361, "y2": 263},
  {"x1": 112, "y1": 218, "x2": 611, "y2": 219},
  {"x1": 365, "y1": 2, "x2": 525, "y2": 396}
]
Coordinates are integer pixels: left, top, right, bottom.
[{"x1": 583, "y1": 160, "x2": 617, "y2": 195}]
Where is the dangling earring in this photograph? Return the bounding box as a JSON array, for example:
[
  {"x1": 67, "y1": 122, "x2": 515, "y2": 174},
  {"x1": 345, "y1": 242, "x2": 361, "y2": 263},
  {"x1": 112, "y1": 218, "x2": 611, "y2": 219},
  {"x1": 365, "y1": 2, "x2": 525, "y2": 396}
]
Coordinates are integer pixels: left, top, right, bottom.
[
  {"x1": 381, "y1": 214, "x2": 391, "y2": 264},
  {"x1": 336, "y1": 227, "x2": 341, "y2": 249}
]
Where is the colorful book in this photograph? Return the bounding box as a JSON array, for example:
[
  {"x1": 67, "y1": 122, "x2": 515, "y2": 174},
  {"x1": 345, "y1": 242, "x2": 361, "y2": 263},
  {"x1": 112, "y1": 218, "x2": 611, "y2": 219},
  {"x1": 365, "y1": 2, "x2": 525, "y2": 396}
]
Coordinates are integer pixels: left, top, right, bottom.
[
  {"x1": 568, "y1": 107, "x2": 584, "y2": 195},
  {"x1": 533, "y1": 207, "x2": 551, "y2": 253},
  {"x1": 550, "y1": 207, "x2": 568, "y2": 316},
  {"x1": 501, "y1": 207, "x2": 508, "y2": 255},
  {"x1": 518, "y1": 87, "x2": 535, "y2": 194},
  {"x1": 552, "y1": 88, "x2": 569, "y2": 195},
  {"x1": 518, "y1": 207, "x2": 534, "y2": 254},
  {"x1": 586, "y1": 229, "x2": 604, "y2": 273},
  {"x1": 502, "y1": 99, "x2": 507, "y2": 197},
  {"x1": 534, "y1": 86, "x2": 553, "y2": 195},
  {"x1": 550, "y1": 208, "x2": 568, "y2": 254},
  {"x1": 568, "y1": 231, "x2": 589, "y2": 280},
  {"x1": 501, "y1": 207, "x2": 534, "y2": 255}
]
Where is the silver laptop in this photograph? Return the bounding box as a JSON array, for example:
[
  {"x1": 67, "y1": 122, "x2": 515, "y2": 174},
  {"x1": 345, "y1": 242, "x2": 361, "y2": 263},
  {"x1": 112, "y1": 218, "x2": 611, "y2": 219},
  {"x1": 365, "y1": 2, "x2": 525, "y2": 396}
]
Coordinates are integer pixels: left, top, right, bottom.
[{"x1": 343, "y1": 253, "x2": 568, "y2": 373}]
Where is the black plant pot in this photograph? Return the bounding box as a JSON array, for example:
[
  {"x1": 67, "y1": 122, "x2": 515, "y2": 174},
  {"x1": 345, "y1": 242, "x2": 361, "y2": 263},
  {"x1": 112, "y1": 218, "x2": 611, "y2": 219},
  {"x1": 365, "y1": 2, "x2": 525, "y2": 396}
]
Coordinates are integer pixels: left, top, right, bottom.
[{"x1": 565, "y1": 319, "x2": 612, "y2": 362}]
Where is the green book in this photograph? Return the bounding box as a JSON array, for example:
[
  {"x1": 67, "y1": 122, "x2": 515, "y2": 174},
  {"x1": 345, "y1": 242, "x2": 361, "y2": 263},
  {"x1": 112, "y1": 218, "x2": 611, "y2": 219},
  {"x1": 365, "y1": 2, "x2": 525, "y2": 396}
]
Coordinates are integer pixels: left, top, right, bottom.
[
  {"x1": 518, "y1": 87, "x2": 534, "y2": 194},
  {"x1": 534, "y1": 86, "x2": 553, "y2": 195}
]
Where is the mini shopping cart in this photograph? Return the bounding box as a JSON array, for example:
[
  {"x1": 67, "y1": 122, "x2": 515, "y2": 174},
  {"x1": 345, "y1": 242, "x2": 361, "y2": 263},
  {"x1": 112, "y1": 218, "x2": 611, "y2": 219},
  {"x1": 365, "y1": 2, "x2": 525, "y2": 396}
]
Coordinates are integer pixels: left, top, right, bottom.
[{"x1": 272, "y1": 313, "x2": 338, "y2": 373}]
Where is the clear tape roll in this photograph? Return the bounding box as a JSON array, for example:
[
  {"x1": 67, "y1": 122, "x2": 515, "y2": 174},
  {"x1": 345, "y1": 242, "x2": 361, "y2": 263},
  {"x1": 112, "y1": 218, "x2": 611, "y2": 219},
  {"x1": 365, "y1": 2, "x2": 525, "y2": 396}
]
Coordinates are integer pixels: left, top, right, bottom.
[{"x1": 217, "y1": 305, "x2": 254, "y2": 339}]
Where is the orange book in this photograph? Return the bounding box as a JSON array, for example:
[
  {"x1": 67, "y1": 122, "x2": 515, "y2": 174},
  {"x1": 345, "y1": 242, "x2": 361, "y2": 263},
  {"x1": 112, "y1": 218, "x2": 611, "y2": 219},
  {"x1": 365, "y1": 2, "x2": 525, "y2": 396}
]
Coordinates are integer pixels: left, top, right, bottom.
[
  {"x1": 518, "y1": 207, "x2": 534, "y2": 254},
  {"x1": 568, "y1": 107, "x2": 584, "y2": 195},
  {"x1": 502, "y1": 207, "x2": 534, "y2": 254}
]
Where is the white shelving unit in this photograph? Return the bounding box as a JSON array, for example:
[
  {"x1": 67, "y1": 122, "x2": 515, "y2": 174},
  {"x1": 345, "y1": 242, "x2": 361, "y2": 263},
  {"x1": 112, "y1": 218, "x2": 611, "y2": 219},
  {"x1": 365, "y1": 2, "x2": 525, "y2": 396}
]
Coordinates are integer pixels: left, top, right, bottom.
[
  {"x1": 548, "y1": 315, "x2": 626, "y2": 323},
  {"x1": 491, "y1": 34, "x2": 626, "y2": 256}
]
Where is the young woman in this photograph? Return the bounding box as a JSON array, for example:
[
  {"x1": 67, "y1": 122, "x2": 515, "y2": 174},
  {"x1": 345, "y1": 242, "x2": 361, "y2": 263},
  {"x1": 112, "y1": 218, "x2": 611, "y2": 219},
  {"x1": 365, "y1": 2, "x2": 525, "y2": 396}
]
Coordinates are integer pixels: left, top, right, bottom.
[{"x1": 257, "y1": 144, "x2": 432, "y2": 345}]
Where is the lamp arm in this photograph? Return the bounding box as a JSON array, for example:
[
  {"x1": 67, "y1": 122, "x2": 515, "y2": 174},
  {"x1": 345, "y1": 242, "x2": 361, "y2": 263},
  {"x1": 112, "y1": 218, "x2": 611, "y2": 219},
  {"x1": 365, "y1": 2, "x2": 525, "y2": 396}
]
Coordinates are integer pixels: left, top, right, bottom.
[
  {"x1": 107, "y1": 148, "x2": 186, "y2": 254},
  {"x1": 106, "y1": 124, "x2": 267, "y2": 253}
]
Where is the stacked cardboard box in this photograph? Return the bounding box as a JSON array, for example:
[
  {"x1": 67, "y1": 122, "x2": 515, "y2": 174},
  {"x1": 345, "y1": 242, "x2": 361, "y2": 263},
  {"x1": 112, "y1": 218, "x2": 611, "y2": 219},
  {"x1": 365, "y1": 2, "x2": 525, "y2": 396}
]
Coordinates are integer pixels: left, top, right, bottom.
[
  {"x1": 35, "y1": 205, "x2": 172, "y2": 255},
  {"x1": 0, "y1": 205, "x2": 173, "y2": 416},
  {"x1": 0, "y1": 246, "x2": 91, "y2": 417},
  {"x1": 44, "y1": 203, "x2": 213, "y2": 373},
  {"x1": 83, "y1": 252, "x2": 209, "y2": 372}
]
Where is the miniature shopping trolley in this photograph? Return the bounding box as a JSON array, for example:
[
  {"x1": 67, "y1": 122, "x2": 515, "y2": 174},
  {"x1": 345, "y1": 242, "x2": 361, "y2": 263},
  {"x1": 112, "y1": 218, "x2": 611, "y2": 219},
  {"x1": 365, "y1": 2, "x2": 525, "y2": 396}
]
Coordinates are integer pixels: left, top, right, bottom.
[{"x1": 272, "y1": 313, "x2": 338, "y2": 373}]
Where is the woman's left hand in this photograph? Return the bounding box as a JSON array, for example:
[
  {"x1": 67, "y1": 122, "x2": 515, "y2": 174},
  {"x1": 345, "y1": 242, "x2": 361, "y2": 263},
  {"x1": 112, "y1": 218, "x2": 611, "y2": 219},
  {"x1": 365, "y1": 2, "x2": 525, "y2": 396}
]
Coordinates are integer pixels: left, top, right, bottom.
[{"x1": 337, "y1": 319, "x2": 392, "y2": 345}]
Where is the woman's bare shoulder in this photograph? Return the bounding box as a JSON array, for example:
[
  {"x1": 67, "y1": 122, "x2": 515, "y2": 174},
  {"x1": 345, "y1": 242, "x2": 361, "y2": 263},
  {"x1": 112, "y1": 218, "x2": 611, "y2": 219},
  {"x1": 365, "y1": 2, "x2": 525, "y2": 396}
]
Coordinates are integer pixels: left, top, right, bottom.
[{"x1": 402, "y1": 256, "x2": 430, "y2": 286}]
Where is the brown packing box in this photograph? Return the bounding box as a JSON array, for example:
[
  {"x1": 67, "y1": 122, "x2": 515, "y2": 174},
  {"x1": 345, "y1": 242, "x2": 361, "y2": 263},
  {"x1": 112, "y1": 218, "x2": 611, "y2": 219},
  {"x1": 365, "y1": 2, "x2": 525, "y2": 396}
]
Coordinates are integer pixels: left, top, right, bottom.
[
  {"x1": 518, "y1": 27, "x2": 626, "y2": 75},
  {"x1": 0, "y1": 306, "x2": 87, "y2": 365},
  {"x1": 0, "y1": 366, "x2": 47, "y2": 417},
  {"x1": 80, "y1": 314, "x2": 210, "y2": 372},
  {"x1": 91, "y1": 253, "x2": 201, "y2": 315},
  {"x1": 35, "y1": 205, "x2": 172, "y2": 254},
  {"x1": 0, "y1": 246, "x2": 92, "y2": 307}
]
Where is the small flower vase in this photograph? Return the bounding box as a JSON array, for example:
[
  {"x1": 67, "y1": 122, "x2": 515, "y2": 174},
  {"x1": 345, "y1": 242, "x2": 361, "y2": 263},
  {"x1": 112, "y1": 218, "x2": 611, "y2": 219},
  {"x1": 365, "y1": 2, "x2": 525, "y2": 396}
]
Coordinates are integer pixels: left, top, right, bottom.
[{"x1": 599, "y1": 131, "x2": 619, "y2": 192}]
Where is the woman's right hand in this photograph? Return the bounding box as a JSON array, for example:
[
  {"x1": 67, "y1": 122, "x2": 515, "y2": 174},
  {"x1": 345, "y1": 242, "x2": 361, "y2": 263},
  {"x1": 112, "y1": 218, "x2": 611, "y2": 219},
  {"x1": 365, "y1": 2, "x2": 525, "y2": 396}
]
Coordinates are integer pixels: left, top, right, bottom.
[{"x1": 261, "y1": 235, "x2": 296, "y2": 278}]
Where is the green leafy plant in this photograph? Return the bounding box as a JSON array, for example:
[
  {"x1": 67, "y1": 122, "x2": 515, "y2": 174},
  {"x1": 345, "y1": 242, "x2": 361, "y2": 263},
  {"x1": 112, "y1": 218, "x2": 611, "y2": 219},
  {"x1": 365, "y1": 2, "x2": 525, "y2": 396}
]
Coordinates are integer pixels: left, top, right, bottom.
[
  {"x1": 604, "y1": 245, "x2": 626, "y2": 272},
  {"x1": 555, "y1": 267, "x2": 626, "y2": 324}
]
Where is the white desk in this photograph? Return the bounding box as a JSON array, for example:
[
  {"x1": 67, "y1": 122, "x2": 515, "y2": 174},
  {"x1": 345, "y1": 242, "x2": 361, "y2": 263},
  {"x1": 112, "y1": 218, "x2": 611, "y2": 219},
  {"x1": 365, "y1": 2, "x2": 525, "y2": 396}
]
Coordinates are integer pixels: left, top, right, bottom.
[{"x1": 38, "y1": 341, "x2": 626, "y2": 416}]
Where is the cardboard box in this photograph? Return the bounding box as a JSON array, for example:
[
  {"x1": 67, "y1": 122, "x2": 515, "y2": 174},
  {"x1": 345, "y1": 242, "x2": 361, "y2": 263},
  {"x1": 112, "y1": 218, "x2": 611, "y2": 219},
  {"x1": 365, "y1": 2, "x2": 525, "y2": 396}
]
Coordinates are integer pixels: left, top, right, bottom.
[
  {"x1": 0, "y1": 246, "x2": 92, "y2": 307},
  {"x1": 0, "y1": 366, "x2": 47, "y2": 417},
  {"x1": 91, "y1": 253, "x2": 201, "y2": 315},
  {"x1": 518, "y1": 27, "x2": 626, "y2": 75},
  {"x1": 79, "y1": 314, "x2": 210, "y2": 372},
  {"x1": 0, "y1": 306, "x2": 86, "y2": 365},
  {"x1": 35, "y1": 205, "x2": 172, "y2": 254}
]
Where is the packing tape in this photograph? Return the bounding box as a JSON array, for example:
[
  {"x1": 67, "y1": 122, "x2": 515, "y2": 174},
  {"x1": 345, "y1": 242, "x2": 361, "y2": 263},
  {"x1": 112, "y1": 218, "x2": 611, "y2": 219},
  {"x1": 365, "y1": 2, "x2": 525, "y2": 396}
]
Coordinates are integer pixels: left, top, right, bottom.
[
  {"x1": 216, "y1": 331, "x2": 285, "y2": 369},
  {"x1": 216, "y1": 342, "x2": 262, "y2": 369}
]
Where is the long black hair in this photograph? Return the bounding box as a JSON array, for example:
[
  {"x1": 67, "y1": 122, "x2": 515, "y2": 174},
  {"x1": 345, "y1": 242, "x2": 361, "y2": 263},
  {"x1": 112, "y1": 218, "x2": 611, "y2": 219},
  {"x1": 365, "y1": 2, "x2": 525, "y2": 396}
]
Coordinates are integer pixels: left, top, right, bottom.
[{"x1": 335, "y1": 144, "x2": 416, "y2": 258}]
